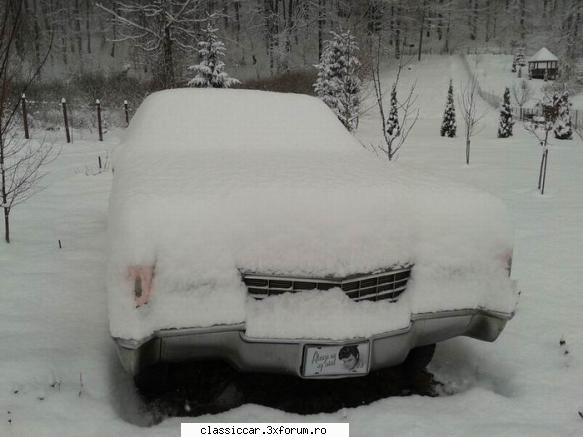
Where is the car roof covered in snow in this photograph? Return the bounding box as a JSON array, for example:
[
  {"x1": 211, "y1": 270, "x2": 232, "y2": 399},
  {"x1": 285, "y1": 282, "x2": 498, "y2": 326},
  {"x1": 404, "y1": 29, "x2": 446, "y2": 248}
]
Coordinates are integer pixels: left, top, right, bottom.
[{"x1": 122, "y1": 88, "x2": 362, "y2": 154}]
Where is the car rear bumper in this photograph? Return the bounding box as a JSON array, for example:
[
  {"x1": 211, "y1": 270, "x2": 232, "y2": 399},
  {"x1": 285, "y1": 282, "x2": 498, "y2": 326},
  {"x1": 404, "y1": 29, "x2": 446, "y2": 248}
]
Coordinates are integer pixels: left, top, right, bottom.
[{"x1": 114, "y1": 308, "x2": 512, "y2": 378}]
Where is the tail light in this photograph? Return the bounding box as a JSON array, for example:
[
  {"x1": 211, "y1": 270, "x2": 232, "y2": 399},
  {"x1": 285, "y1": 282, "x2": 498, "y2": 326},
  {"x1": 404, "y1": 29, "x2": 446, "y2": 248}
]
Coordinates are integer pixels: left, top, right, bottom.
[
  {"x1": 498, "y1": 250, "x2": 513, "y2": 277},
  {"x1": 127, "y1": 266, "x2": 155, "y2": 307}
]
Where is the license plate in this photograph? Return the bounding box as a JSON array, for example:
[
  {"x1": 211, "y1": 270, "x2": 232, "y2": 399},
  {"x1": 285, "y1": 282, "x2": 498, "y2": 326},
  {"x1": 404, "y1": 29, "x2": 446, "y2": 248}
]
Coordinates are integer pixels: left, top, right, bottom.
[{"x1": 302, "y1": 342, "x2": 370, "y2": 377}]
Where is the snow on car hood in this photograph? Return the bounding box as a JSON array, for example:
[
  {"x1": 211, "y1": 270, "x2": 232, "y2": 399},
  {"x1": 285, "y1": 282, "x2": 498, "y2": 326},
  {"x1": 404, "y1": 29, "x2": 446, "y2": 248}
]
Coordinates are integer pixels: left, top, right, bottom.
[{"x1": 107, "y1": 89, "x2": 517, "y2": 340}]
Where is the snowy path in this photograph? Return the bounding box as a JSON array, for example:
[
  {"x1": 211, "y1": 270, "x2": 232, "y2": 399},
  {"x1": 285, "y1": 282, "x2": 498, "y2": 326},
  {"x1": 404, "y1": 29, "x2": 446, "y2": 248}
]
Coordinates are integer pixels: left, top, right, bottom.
[{"x1": 2, "y1": 56, "x2": 583, "y2": 436}]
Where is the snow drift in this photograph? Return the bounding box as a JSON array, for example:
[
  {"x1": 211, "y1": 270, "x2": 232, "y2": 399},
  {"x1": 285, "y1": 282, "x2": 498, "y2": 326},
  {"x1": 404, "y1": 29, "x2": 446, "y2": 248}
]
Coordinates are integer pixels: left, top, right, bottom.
[{"x1": 107, "y1": 89, "x2": 517, "y2": 340}]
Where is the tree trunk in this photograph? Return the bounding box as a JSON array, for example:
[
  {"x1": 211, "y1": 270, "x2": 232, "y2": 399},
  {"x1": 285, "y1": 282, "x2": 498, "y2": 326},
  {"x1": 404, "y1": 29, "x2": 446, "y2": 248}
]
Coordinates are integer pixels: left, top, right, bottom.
[
  {"x1": 444, "y1": 9, "x2": 451, "y2": 53},
  {"x1": 520, "y1": 0, "x2": 526, "y2": 42},
  {"x1": 417, "y1": 6, "x2": 425, "y2": 61},
  {"x1": 485, "y1": 0, "x2": 491, "y2": 42},
  {"x1": 111, "y1": 3, "x2": 117, "y2": 58},
  {"x1": 0, "y1": 131, "x2": 9, "y2": 243},
  {"x1": 318, "y1": 0, "x2": 325, "y2": 60},
  {"x1": 85, "y1": 0, "x2": 91, "y2": 54},
  {"x1": 395, "y1": 1, "x2": 401, "y2": 59},
  {"x1": 74, "y1": 0, "x2": 82, "y2": 56},
  {"x1": 32, "y1": 0, "x2": 41, "y2": 65},
  {"x1": 162, "y1": 25, "x2": 174, "y2": 88},
  {"x1": 233, "y1": 0, "x2": 241, "y2": 42}
]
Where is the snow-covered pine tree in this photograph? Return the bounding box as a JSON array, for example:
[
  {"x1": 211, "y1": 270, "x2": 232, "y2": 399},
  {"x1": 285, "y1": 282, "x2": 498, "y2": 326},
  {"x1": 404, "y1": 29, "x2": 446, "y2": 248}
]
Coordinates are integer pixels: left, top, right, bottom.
[
  {"x1": 386, "y1": 85, "x2": 400, "y2": 141},
  {"x1": 314, "y1": 30, "x2": 361, "y2": 131},
  {"x1": 497, "y1": 87, "x2": 514, "y2": 138},
  {"x1": 440, "y1": 80, "x2": 456, "y2": 137},
  {"x1": 187, "y1": 23, "x2": 239, "y2": 88},
  {"x1": 554, "y1": 91, "x2": 573, "y2": 140}
]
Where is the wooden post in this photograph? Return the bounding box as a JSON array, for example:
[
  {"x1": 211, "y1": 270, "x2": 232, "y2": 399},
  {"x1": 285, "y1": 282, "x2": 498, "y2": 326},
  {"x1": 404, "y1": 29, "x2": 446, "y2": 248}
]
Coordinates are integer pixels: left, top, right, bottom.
[
  {"x1": 62, "y1": 98, "x2": 71, "y2": 143},
  {"x1": 541, "y1": 149, "x2": 549, "y2": 195},
  {"x1": 124, "y1": 100, "x2": 129, "y2": 126},
  {"x1": 96, "y1": 99, "x2": 103, "y2": 141},
  {"x1": 98, "y1": 156, "x2": 102, "y2": 170},
  {"x1": 21, "y1": 94, "x2": 30, "y2": 139}
]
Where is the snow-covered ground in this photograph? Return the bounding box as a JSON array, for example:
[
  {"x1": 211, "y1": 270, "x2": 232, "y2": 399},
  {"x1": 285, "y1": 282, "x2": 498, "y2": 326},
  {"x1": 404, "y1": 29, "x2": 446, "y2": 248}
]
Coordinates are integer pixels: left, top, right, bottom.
[
  {"x1": 464, "y1": 54, "x2": 548, "y2": 108},
  {"x1": 465, "y1": 53, "x2": 583, "y2": 115},
  {"x1": 2, "y1": 55, "x2": 583, "y2": 436}
]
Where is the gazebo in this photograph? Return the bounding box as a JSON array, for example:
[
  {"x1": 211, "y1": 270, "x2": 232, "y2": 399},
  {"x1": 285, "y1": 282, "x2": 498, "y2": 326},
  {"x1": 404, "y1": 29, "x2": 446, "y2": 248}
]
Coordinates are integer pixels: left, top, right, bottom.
[{"x1": 528, "y1": 47, "x2": 559, "y2": 80}]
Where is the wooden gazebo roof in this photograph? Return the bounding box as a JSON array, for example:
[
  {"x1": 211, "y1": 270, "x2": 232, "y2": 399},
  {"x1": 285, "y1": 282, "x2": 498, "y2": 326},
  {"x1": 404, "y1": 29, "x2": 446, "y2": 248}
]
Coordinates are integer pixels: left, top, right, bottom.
[{"x1": 529, "y1": 47, "x2": 558, "y2": 63}]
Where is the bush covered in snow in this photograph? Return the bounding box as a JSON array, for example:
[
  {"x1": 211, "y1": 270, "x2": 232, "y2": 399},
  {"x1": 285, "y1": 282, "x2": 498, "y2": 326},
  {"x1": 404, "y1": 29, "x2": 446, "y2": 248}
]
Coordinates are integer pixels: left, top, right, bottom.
[
  {"x1": 386, "y1": 85, "x2": 400, "y2": 141},
  {"x1": 188, "y1": 23, "x2": 239, "y2": 89},
  {"x1": 440, "y1": 80, "x2": 456, "y2": 137},
  {"x1": 314, "y1": 30, "x2": 361, "y2": 131},
  {"x1": 498, "y1": 87, "x2": 514, "y2": 138},
  {"x1": 553, "y1": 91, "x2": 573, "y2": 140}
]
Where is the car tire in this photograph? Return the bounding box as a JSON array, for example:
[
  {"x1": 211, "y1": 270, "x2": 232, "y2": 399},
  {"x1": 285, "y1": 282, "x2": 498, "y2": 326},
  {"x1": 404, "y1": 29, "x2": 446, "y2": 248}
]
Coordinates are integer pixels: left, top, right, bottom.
[
  {"x1": 134, "y1": 363, "x2": 170, "y2": 396},
  {"x1": 404, "y1": 344, "x2": 436, "y2": 371}
]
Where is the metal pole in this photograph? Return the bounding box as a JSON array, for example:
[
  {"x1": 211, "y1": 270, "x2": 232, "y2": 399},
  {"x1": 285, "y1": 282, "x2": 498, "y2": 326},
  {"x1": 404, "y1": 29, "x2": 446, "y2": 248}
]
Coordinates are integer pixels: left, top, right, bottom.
[
  {"x1": 541, "y1": 149, "x2": 549, "y2": 195},
  {"x1": 62, "y1": 98, "x2": 71, "y2": 143},
  {"x1": 22, "y1": 94, "x2": 30, "y2": 139},
  {"x1": 538, "y1": 144, "x2": 545, "y2": 190},
  {"x1": 96, "y1": 99, "x2": 103, "y2": 141},
  {"x1": 124, "y1": 100, "x2": 129, "y2": 126}
]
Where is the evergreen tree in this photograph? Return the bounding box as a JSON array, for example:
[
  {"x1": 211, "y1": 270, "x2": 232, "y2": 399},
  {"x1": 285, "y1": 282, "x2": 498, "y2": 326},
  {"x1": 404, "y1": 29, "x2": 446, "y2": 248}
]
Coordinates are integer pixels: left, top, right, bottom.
[
  {"x1": 440, "y1": 80, "x2": 456, "y2": 137},
  {"x1": 386, "y1": 85, "x2": 400, "y2": 141},
  {"x1": 554, "y1": 91, "x2": 573, "y2": 140},
  {"x1": 498, "y1": 87, "x2": 514, "y2": 138},
  {"x1": 314, "y1": 30, "x2": 361, "y2": 131},
  {"x1": 188, "y1": 23, "x2": 239, "y2": 88}
]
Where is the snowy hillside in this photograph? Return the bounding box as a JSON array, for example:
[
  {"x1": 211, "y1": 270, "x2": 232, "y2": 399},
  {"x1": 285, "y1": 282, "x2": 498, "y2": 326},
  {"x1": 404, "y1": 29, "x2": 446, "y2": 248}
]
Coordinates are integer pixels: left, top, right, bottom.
[{"x1": 2, "y1": 55, "x2": 583, "y2": 436}]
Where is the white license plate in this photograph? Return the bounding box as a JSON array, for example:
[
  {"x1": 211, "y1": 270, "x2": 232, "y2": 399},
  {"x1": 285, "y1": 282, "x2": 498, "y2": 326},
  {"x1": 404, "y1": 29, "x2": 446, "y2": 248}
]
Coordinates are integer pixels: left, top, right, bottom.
[{"x1": 302, "y1": 342, "x2": 370, "y2": 377}]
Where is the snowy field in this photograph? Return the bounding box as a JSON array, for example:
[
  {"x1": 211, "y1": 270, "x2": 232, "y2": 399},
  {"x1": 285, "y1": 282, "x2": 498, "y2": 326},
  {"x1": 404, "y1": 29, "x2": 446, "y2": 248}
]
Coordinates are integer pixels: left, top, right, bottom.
[
  {"x1": 2, "y1": 55, "x2": 583, "y2": 436},
  {"x1": 465, "y1": 53, "x2": 583, "y2": 114}
]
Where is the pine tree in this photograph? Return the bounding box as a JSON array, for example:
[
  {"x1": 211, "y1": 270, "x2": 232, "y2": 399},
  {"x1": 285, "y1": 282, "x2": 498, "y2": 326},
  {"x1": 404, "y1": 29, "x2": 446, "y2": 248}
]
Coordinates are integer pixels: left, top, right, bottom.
[
  {"x1": 498, "y1": 87, "x2": 514, "y2": 138},
  {"x1": 314, "y1": 30, "x2": 361, "y2": 131},
  {"x1": 554, "y1": 91, "x2": 573, "y2": 140},
  {"x1": 440, "y1": 80, "x2": 456, "y2": 137},
  {"x1": 386, "y1": 85, "x2": 400, "y2": 141},
  {"x1": 188, "y1": 23, "x2": 239, "y2": 88}
]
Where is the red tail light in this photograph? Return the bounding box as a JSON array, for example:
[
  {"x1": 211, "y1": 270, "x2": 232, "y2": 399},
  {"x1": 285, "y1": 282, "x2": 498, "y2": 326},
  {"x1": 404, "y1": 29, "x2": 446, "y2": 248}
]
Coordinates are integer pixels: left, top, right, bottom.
[{"x1": 127, "y1": 266, "x2": 155, "y2": 307}]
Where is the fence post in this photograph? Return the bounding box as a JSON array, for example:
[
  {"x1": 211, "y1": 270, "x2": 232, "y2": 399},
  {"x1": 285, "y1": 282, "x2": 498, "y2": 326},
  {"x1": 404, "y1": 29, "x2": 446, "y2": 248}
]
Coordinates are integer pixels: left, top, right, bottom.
[
  {"x1": 124, "y1": 100, "x2": 129, "y2": 126},
  {"x1": 96, "y1": 99, "x2": 103, "y2": 141},
  {"x1": 21, "y1": 94, "x2": 30, "y2": 139},
  {"x1": 62, "y1": 98, "x2": 71, "y2": 143}
]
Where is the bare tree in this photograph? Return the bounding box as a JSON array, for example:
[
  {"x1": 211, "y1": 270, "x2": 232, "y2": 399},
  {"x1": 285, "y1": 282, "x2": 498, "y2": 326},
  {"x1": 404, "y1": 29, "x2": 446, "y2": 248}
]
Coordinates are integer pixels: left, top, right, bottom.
[
  {"x1": 512, "y1": 79, "x2": 533, "y2": 110},
  {"x1": 458, "y1": 78, "x2": 485, "y2": 165},
  {"x1": 96, "y1": 0, "x2": 212, "y2": 88},
  {"x1": 1, "y1": 0, "x2": 55, "y2": 243},
  {"x1": 524, "y1": 119, "x2": 553, "y2": 195},
  {"x1": 371, "y1": 34, "x2": 419, "y2": 161}
]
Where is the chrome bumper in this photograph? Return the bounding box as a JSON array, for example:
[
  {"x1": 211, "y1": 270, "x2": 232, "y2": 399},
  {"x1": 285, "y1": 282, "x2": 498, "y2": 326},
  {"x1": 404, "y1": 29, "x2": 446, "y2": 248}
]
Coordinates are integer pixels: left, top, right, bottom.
[{"x1": 114, "y1": 308, "x2": 512, "y2": 378}]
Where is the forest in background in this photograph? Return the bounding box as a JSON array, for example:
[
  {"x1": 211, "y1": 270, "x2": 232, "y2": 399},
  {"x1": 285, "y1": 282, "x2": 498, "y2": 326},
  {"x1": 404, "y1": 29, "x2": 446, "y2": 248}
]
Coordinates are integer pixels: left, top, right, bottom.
[{"x1": 14, "y1": 1, "x2": 583, "y2": 83}]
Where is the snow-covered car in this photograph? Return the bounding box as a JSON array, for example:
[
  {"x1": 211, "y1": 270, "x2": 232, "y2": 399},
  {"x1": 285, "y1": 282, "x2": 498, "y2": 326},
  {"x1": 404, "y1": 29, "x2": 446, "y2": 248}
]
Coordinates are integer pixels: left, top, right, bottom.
[{"x1": 108, "y1": 89, "x2": 518, "y2": 380}]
